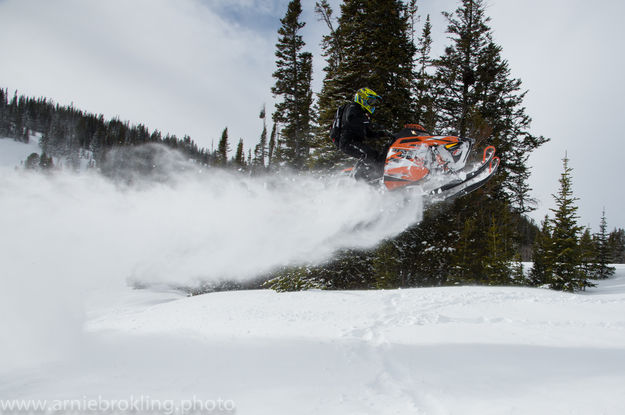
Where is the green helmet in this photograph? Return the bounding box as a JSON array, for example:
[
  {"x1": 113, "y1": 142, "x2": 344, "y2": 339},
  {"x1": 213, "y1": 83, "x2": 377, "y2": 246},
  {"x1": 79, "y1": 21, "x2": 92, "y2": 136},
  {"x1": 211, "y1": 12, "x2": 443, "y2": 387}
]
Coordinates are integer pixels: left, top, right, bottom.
[{"x1": 354, "y1": 87, "x2": 382, "y2": 115}]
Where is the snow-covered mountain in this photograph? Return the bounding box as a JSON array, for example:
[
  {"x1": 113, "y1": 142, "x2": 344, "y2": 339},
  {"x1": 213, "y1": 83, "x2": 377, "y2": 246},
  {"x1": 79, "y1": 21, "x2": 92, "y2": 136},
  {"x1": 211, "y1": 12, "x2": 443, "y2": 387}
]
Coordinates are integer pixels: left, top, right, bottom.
[{"x1": 2, "y1": 270, "x2": 625, "y2": 415}]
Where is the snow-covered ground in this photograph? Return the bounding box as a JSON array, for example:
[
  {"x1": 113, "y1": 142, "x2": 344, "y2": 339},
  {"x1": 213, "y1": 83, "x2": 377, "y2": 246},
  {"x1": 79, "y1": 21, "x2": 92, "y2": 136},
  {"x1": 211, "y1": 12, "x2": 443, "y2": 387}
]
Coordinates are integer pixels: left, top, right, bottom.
[
  {"x1": 0, "y1": 135, "x2": 95, "y2": 171},
  {"x1": 0, "y1": 136, "x2": 40, "y2": 168},
  {"x1": 2, "y1": 268, "x2": 624, "y2": 415},
  {"x1": 2, "y1": 137, "x2": 624, "y2": 414}
]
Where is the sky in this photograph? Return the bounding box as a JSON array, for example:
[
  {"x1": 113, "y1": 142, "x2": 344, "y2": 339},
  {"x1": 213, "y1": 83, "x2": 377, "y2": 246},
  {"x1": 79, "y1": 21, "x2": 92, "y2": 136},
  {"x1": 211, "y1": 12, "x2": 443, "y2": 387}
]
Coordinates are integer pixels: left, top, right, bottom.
[{"x1": 0, "y1": 0, "x2": 623, "y2": 230}]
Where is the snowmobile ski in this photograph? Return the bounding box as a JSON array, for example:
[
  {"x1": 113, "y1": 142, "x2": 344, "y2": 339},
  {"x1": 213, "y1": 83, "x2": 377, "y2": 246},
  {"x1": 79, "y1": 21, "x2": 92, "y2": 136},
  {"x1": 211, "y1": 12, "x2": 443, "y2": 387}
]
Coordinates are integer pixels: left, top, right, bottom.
[
  {"x1": 427, "y1": 150, "x2": 500, "y2": 203},
  {"x1": 426, "y1": 145, "x2": 497, "y2": 196}
]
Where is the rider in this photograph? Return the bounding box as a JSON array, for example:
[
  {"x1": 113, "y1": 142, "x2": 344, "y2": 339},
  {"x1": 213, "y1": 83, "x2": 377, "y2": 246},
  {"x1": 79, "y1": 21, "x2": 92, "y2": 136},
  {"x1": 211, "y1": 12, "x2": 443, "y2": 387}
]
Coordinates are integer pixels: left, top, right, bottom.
[{"x1": 337, "y1": 87, "x2": 388, "y2": 170}]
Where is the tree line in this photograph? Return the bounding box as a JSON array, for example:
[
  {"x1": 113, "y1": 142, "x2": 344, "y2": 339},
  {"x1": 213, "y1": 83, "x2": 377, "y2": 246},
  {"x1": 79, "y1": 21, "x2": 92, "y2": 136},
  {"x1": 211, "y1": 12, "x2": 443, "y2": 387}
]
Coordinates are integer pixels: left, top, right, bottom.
[
  {"x1": 0, "y1": 86, "x2": 289, "y2": 175},
  {"x1": 0, "y1": 88, "x2": 214, "y2": 171},
  {"x1": 529, "y1": 155, "x2": 621, "y2": 291}
]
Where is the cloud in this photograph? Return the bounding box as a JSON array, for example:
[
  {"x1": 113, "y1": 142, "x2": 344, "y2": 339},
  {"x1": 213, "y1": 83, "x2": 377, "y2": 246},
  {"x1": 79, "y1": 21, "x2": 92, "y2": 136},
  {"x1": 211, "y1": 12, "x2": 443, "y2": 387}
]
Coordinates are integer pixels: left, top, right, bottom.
[
  {"x1": 0, "y1": 0, "x2": 277, "y2": 151},
  {"x1": 485, "y1": 0, "x2": 625, "y2": 229}
]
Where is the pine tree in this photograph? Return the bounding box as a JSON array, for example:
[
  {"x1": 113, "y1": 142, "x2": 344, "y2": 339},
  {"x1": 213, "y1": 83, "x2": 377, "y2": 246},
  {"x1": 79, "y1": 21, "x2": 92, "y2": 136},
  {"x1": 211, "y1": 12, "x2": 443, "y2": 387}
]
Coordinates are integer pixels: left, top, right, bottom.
[
  {"x1": 271, "y1": 0, "x2": 314, "y2": 170},
  {"x1": 234, "y1": 139, "x2": 245, "y2": 168},
  {"x1": 510, "y1": 253, "x2": 525, "y2": 285},
  {"x1": 253, "y1": 124, "x2": 267, "y2": 172},
  {"x1": 434, "y1": 0, "x2": 547, "y2": 212},
  {"x1": 607, "y1": 228, "x2": 625, "y2": 264},
  {"x1": 435, "y1": 0, "x2": 490, "y2": 138},
  {"x1": 414, "y1": 14, "x2": 437, "y2": 131},
  {"x1": 311, "y1": 0, "x2": 416, "y2": 167},
  {"x1": 549, "y1": 154, "x2": 588, "y2": 292},
  {"x1": 529, "y1": 215, "x2": 554, "y2": 286},
  {"x1": 448, "y1": 215, "x2": 480, "y2": 284},
  {"x1": 315, "y1": 0, "x2": 343, "y2": 75},
  {"x1": 482, "y1": 214, "x2": 512, "y2": 285},
  {"x1": 253, "y1": 107, "x2": 268, "y2": 172},
  {"x1": 216, "y1": 127, "x2": 230, "y2": 166},
  {"x1": 371, "y1": 240, "x2": 401, "y2": 289},
  {"x1": 0, "y1": 88, "x2": 7, "y2": 136},
  {"x1": 267, "y1": 123, "x2": 277, "y2": 168},
  {"x1": 24, "y1": 153, "x2": 40, "y2": 169},
  {"x1": 405, "y1": 0, "x2": 418, "y2": 40},
  {"x1": 264, "y1": 265, "x2": 330, "y2": 292},
  {"x1": 394, "y1": 209, "x2": 458, "y2": 287},
  {"x1": 308, "y1": 1, "x2": 345, "y2": 168},
  {"x1": 579, "y1": 227, "x2": 597, "y2": 276},
  {"x1": 39, "y1": 152, "x2": 54, "y2": 170},
  {"x1": 594, "y1": 208, "x2": 615, "y2": 279},
  {"x1": 421, "y1": 0, "x2": 548, "y2": 287}
]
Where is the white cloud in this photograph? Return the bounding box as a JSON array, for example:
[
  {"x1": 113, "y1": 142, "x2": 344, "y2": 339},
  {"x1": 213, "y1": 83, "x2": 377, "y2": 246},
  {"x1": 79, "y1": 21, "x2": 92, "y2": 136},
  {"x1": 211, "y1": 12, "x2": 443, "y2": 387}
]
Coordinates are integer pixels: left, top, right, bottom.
[
  {"x1": 0, "y1": 0, "x2": 276, "y2": 151},
  {"x1": 486, "y1": 0, "x2": 625, "y2": 229}
]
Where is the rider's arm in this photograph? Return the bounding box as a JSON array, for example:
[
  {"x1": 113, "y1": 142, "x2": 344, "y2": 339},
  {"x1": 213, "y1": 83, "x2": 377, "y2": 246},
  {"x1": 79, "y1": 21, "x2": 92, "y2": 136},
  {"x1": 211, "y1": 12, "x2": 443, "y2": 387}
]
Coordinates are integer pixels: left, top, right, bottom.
[{"x1": 364, "y1": 122, "x2": 388, "y2": 139}]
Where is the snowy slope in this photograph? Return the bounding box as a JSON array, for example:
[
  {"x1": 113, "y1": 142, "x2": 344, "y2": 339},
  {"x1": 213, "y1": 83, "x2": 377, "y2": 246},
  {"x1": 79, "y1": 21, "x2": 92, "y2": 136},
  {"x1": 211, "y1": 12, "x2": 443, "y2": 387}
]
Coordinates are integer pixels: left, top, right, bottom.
[
  {"x1": 0, "y1": 135, "x2": 95, "y2": 171},
  {"x1": 3, "y1": 268, "x2": 625, "y2": 415},
  {"x1": 1, "y1": 139, "x2": 623, "y2": 413},
  {"x1": 0, "y1": 136, "x2": 40, "y2": 168}
]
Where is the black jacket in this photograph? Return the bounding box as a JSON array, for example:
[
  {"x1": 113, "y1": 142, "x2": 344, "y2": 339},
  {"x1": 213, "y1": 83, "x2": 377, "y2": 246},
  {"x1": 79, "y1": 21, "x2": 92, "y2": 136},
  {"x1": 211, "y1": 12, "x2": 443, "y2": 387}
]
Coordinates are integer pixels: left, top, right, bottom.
[{"x1": 338, "y1": 102, "x2": 385, "y2": 146}]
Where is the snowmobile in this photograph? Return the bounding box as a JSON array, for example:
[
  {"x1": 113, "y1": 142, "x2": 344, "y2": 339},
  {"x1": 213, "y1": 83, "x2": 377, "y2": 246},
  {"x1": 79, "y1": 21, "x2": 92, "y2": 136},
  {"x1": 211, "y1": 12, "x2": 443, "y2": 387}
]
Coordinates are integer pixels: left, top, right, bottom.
[{"x1": 345, "y1": 124, "x2": 500, "y2": 203}]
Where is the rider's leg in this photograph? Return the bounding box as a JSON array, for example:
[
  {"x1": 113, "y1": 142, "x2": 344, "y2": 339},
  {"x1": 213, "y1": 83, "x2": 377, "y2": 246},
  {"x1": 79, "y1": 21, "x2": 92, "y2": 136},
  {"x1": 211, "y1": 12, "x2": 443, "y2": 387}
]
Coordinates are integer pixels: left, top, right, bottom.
[{"x1": 340, "y1": 141, "x2": 380, "y2": 165}]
